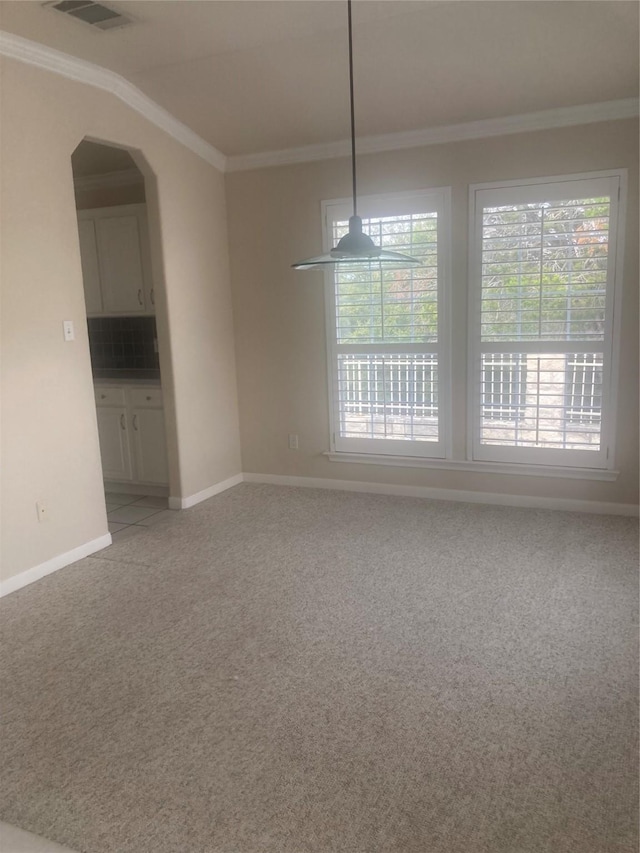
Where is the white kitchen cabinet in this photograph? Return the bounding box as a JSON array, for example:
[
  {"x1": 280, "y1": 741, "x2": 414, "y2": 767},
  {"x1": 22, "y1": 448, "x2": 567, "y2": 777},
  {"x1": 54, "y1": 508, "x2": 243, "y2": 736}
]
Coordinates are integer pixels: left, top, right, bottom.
[
  {"x1": 94, "y1": 383, "x2": 168, "y2": 486},
  {"x1": 77, "y1": 204, "x2": 155, "y2": 316},
  {"x1": 96, "y1": 215, "x2": 146, "y2": 313},
  {"x1": 95, "y1": 406, "x2": 134, "y2": 482},
  {"x1": 131, "y1": 408, "x2": 169, "y2": 484},
  {"x1": 77, "y1": 219, "x2": 103, "y2": 315}
]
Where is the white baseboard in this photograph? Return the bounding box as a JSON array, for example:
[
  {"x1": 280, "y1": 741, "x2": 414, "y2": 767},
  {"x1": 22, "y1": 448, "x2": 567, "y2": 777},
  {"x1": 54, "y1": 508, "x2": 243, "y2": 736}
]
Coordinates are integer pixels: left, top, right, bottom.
[
  {"x1": 0, "y1": 533, "x2": 112, "y2": 598},
  {"x1": 169, "y1": 473, "x2": 244, "y2": 510},
  {"x1": 243, "y1": 472, "x2": 640, "y2": 517}
]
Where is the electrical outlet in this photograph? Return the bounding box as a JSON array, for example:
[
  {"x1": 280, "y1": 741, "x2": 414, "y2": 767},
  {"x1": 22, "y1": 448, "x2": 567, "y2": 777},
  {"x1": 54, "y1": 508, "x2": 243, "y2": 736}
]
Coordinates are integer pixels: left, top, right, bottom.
[
  {"x1": 36, "y1": 501, "x2": 48, "y2": 522},
  {"x1": 288, "y1": 434, "x2": 299, "y2": 450}
]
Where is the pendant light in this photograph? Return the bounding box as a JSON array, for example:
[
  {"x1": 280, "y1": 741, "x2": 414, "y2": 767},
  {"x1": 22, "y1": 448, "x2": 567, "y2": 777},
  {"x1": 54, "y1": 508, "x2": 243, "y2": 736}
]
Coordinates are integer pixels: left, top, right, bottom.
[{"x1": 292, "y1": 0, "x2": 422, "y2": 271}]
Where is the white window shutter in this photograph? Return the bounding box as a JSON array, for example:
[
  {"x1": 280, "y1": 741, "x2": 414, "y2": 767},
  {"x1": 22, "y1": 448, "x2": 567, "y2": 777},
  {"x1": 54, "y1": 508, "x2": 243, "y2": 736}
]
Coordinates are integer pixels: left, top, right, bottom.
[{"x1": 470, "y1": 173, "x2": 623, "y2": 469}]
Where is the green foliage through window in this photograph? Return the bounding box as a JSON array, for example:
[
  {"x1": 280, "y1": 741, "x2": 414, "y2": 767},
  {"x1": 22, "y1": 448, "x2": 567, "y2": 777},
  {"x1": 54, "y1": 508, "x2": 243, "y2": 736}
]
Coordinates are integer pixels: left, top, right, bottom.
[
  {"x1": 481, "y1": 198, "x2": 609, "y2": 342},
  {"x1": 334, "y1": 213, "x2": 438, "y2": 344}
]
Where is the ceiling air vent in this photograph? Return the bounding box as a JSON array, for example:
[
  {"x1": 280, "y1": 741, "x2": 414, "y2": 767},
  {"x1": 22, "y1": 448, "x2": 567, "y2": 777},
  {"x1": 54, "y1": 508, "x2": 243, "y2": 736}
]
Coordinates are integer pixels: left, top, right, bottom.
[{"x1": 43, "y1": 0, "x2": 133, "y2": 31}]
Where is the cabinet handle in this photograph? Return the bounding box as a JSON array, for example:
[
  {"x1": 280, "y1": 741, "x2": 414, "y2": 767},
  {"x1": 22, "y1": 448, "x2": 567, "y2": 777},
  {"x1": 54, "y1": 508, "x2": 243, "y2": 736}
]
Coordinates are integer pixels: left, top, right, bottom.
[
  {"x1": 137, "y1": 289, "x2": 143, "y2": 306},
  {"x1": 101, "y1": 394, "x2": 107, "y2": 399},
  {"x1": 120, "y1": 414, "x2": 126, "y2": 430},
  {"x1": 133, "y1": 414, "x2": 139, "y2": 431},
  {"x1": 150, "y1": 288, "x2": 155, "y2": 306},
  {"x1": 146, "y1": 396, "x2": 152, "y2": 401}
]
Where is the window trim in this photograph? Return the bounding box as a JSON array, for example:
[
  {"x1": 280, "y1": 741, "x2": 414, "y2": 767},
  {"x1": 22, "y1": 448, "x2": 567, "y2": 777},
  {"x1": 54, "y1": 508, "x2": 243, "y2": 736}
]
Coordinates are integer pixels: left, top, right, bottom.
[
  {"x1": 324, "y1": 451, "x2": 619, "y2": 481},
  {"x1": 322, "y1": 188, "x2": 453, "y2": 459},
  {"x1": 466, "y1": 169, "x2": 627, "y2": 472}
]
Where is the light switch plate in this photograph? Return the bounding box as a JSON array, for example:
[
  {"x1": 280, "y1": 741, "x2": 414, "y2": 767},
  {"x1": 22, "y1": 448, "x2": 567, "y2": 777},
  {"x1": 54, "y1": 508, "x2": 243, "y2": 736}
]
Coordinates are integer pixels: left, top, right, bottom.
[{"x1": 63, "y1": 320, "x2": 75, "y2": 341}]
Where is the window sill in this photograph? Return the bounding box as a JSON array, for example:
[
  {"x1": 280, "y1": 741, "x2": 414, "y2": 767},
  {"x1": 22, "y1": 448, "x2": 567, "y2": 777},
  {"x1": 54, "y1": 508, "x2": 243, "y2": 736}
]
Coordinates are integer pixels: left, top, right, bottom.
[{"x1": 325, "y1": 452, "x2": 619, "y2": 481}]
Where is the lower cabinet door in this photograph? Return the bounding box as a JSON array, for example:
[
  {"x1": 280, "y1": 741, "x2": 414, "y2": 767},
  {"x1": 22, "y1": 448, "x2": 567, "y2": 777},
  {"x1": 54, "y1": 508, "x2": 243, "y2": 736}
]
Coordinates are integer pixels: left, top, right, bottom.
[
  {"x1": 131, "y1": 407, "x2": 169, "y2": 484},
  {"x1": 96, "y1": 407, "x2": 134, "y2": 481}
]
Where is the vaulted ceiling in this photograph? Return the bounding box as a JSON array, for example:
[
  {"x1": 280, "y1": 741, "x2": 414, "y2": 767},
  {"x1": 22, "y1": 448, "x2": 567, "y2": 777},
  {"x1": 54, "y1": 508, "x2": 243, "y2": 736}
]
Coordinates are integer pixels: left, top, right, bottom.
[{"x1": 1, "y1": 1, "x2": 638, "y2": 157}]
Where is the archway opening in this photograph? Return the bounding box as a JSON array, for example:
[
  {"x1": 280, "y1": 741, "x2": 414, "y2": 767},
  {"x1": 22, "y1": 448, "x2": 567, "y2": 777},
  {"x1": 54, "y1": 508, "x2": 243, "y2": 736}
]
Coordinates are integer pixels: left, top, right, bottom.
[{"x1": 72, "y1": 138, "x2": 173, "y2": 536}]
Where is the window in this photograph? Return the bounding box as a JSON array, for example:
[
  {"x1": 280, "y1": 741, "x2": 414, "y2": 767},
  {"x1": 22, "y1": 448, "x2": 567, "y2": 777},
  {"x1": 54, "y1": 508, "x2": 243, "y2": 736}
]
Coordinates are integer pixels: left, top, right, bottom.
[
  {"x1": 323, "y1": 173, "x2": 624, "y2": 477},
  {"x1": 324, "y1": 190, "x2": 450, "y2": 458},
  {"x1": 482, "y1": 354, "x2": 527, "y2": 422},
  {"x1": 565, "y1": 354, "x2": 603, "y2": 425},
  {"x1": 470, "y1": 173, "x2": 623, "y2": 469}
]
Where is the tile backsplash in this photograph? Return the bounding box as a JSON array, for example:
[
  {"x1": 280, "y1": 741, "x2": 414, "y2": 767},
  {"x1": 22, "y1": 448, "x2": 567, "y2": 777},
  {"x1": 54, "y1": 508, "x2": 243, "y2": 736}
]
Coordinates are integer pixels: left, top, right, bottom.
[{"x1": 88, "y1": 317, "x2": 160, "y2": 374}]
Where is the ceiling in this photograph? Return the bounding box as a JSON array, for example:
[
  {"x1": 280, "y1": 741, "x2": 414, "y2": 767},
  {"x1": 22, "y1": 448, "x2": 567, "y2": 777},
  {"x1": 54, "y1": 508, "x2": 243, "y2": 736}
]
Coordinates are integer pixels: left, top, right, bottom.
[{"x1": 1, "y1": 1, "x2": 638, "y2": 158}]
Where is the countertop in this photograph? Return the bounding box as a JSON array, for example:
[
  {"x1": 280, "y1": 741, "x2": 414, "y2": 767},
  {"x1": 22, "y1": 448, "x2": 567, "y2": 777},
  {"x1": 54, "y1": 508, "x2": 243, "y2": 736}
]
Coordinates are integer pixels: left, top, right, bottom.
[{"x1": 93, "y1": 371, "x2": 162, "y2": 386}]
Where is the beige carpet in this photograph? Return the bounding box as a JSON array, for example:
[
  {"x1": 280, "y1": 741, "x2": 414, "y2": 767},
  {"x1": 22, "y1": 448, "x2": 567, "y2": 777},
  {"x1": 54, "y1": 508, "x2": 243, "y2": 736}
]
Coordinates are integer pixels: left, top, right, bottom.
[{"x1": 1, "y1": 484, "x2": 638, "y2": 853}]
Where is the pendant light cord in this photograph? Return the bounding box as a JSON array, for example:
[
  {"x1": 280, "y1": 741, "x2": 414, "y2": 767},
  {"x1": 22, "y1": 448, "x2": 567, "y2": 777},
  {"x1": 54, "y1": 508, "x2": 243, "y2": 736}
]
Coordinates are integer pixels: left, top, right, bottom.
[{"x1": 347, "y1": 0, "x2": 357, "y2": 218}]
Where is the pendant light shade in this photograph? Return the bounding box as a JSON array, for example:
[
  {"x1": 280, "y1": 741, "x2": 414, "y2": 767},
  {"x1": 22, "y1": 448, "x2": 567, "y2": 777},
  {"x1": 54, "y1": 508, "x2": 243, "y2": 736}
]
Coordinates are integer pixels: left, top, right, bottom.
[
  {"x1": 292, "y1": 1, "x2": 421, "y2": 272},
  {"x1": 292, "y1": 216, "x2": 423, "y2": 270}
]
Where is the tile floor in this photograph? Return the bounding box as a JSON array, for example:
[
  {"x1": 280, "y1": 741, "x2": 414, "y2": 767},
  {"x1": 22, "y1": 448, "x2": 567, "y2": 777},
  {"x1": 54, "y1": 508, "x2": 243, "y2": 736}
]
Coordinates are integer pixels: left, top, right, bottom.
[
  {"x1": 105, "y1": 492, "x2": 173, "y2": 541},
  {"x1": 0, "y1": 821, "x2": 78, "y2": 852}
]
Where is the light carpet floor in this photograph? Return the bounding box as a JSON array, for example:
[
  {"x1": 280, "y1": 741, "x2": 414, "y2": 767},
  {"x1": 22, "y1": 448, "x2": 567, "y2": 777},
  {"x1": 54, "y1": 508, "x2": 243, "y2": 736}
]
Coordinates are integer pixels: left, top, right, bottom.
[{"x1": 1, "y1": 484, "x2": 638, "y2": 853}]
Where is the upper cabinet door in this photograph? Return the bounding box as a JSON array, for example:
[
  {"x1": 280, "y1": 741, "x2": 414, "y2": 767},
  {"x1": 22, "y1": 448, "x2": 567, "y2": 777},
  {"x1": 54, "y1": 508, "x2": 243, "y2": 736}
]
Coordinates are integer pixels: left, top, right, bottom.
[
  {"x1": 96, "y1": 215, "x2": 146, "y2": 314},
  {"x1": 136, "y1": 210, "x2": 157, "y2": 312},
  {"x1": 77, "y1": 219, "x2": 103, "y2": 315}
]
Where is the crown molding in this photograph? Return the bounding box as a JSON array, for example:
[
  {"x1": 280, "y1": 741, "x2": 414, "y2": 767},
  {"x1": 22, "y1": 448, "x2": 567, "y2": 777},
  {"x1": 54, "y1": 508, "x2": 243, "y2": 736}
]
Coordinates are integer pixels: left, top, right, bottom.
[
  {"x1": 0, "y1": 30, "x2": 227, "y2": 172},
  {"x1": 74, "y1": 167, "x2": 144, "y2": 191},
  {"x1": 226, "y1": 98, "x2": 639, "y2": 173},
  {"x1": 1, "y1": 30, "x2": 637, "y2": 176}
]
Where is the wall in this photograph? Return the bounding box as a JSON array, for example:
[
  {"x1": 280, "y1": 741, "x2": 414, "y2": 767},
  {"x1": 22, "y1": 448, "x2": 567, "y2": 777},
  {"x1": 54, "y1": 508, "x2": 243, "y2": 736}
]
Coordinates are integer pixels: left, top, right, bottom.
[
  {"x1": 226, "y1": 119, "x2": 639, "y2": 507},
  {"x1": 1, "y1": 57, "x2": 241, "y2": 584}
]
